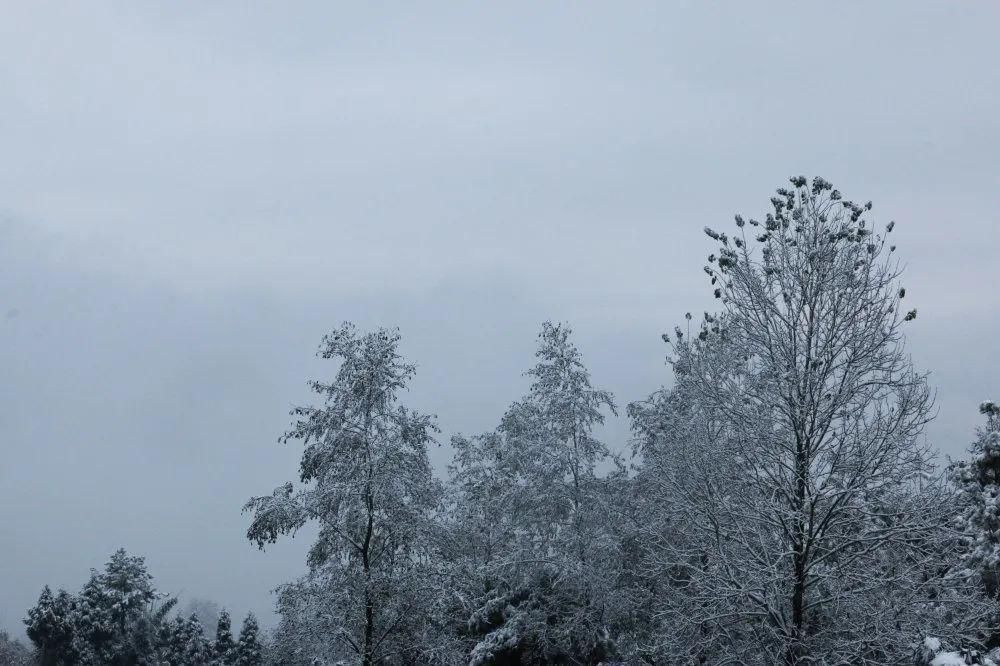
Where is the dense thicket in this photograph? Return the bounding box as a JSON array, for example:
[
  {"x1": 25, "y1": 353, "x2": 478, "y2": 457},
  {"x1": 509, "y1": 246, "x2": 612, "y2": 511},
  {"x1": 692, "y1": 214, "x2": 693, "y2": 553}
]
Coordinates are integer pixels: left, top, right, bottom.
[
  {"x1": 21, "y1": 550, "x2": 262, "y2": 666},
  {"x1": 16, "y1": 177, "x2": 1000, "y2": 665}
]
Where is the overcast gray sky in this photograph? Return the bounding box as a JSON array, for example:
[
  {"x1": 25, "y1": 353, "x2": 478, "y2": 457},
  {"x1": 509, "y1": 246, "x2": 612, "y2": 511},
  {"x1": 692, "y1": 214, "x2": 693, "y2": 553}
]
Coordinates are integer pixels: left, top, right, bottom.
[{"x1": 2, "y1": 1, "x2": 999, "y2": 638}]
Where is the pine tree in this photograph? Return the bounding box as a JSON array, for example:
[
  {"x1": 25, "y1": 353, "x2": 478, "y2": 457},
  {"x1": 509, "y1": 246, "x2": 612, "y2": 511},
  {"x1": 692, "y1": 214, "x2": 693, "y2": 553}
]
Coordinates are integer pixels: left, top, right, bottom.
[
  {"x1": 155, "y1": 615, "x2": 192, "y2": 665},
  {"x1": 150, "y1": 613, "x2": 211, "y2": 666},
  {"x1": 54, "y1": 550, "x2": 158, "y2": 665},
  {"x1": 99, "y1": 550, "x2": 157, "y2": 629},
  {"x1": 24, "y1": 550, "x2": 180, "y2": 665},
  {"x1": 151, "y1": 615, "x2": 177, "y2": 664},
  {"x1": 213, "y1": 608, "x2": 237, "y2": 664},
  {"x1": 24, "y1": 585, "x2": 77, "y2": 665},
  {"x1": 234, "y1": 613, "x2": 264, "y2": 666},
  {"x1": 98, "y1": 549, "x2": 158, "y2": 663},
  {"x1": 182, "y1": 613, "x2": 212, "y2": 664}
]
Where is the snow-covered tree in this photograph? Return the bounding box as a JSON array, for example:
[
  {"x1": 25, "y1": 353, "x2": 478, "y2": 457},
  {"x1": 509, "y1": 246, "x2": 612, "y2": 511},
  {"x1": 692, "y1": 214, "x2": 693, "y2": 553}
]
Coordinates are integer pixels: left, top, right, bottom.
[
  {"x1": 212, "y1": 608, "x2": 237, "y2": 664},
  {"x1": 951, "y1": 402, "x2": 1000, "y2": 596},
  {"x1": 423, "y1": 430, "x2": 523, "y2": 664},
  {"x1": 632, "y1": 177, "x2": 993, "y2": 663},
  {"x1": 234, "y1": 613, "x2": 264, "y2": 666},
  {"x1": 264, "y1": 577, "x2": 353, "y2": 665},
  {"x1": 70, "y1": 573, "x2": 119, "y2": 664},
  {"x1": 151, "y1": 615, "x2": 184, "y2": 665},
  {"x1": 25, "y1": 585, "x2": 77, "y2": 664},
  {"x1": 25, "y1": 549, "x2": 170, "y2": 665},
  {"x1": 97, "y1": 549, "x2": 158, "y2": 662},
  {"x1": 245, "y1": 323, "x2": 442, "y2": 665},
  {"x1": 151, "y1": 613, "x2": 211, "y2": 665},
  {"x1": 442, "y1": 322, "x2": 624, "y2": 664},
  {"x1": 23, "y1": 550, "x2": 204, "y2": 665},
  {"x1": 0, "y1": 629, "x2": 34, "y2": 666},
  {"x1": 522, "y1": 322, "x2": 619, "y2": 564},
  {"x1": 918, "y1": 636, "x2": 1000, "y2": 666}
]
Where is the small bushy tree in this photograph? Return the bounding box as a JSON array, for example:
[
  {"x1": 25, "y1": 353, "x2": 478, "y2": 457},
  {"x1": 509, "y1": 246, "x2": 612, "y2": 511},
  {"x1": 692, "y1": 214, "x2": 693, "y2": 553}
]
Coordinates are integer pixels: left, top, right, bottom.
[
  {"x1": 26, "y1": 549, "x2": 162, "y2": 665},
  {"x1": 25, "y1": 586, "x2": 77, "y2": 664}
]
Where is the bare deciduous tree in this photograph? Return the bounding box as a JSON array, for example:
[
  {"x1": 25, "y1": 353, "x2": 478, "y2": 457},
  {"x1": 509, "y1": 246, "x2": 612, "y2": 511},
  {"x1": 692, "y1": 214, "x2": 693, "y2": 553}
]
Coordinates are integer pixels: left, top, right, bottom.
[{"x1": 633, "y1": 177, "x2": 992, "y2": 664}]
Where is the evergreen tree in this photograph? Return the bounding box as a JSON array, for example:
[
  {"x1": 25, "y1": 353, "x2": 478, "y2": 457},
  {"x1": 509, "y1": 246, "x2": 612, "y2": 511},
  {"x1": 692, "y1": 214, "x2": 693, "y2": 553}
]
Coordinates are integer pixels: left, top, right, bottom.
[
  {"x1": 24, "y1": 550, "x2": 181, "y2": 665},
  {"x1": 213, "y1": 608, "x2": 237, "y2": 664},
  {"x1": 951, "y1": 401, "x2": 1000, "y2": 596},
  {"x1": 234, "y1": 613, "x2": 264, "y2": 666},
  {"x1": 155, "y1": 615, "x2": 192, "y2": 665},
  {"x1": 133, "y1": 595, "x2": 178, "y2": 663},
  {"x1": 97, "y1": 549, "x2": 158, "y2": 663},
  {"x1": 25, "y1": 586, "x2": 77, "y2": 664},
  {"x1": 150, "y1": 615, "x2": 176, "y2": 664},
  {"x1": 151, "y1": 613, "x2": 211, "y2": 666},
  {"x1": 183, "y1": 613, "x2": 212, "y2": 664},
  {"x1": 70, "y1": 574, "x2": 116, "y2": 664},
  {"x1": 948, "y1": 400, "x2": 1000, "y2": 649}
]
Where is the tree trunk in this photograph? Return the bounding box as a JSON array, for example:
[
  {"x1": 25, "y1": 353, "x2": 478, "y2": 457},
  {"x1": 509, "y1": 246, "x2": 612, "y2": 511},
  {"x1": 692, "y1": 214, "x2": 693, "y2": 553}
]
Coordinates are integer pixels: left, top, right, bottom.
[
  {"x1": 362, "y1": 410, "x2": 376, "y2": 666},
  {"x1": 787, "y1": 433, "x2": 809, "y2": 666},
  {"x1": 362, "y1": 491, "x2": 375, "y2": 666}
]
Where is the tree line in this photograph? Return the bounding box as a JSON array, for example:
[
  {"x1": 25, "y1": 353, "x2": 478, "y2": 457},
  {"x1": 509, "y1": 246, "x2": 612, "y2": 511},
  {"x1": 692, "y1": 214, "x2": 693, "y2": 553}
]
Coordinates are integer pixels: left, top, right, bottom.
[
  {"x1": 11, "y1": 177, "x2": 1000, "y2": 665},
  {"x1": 15, "y1": 550, "x2": 263, "y2": 665}
]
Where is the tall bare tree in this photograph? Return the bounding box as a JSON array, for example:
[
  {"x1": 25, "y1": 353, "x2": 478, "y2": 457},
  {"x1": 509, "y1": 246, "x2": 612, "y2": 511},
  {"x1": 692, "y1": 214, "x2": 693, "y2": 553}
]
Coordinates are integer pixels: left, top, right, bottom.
[{"x1": 633, "y1": 177, "x2": 991, "y2": 664}]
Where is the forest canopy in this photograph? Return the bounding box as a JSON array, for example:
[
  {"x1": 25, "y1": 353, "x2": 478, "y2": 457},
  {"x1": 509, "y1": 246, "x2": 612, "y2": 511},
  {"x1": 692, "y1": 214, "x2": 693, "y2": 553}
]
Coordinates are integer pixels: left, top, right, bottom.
[{"x1": 18, "y1": 178, "x2": 1000, "y2": 666}]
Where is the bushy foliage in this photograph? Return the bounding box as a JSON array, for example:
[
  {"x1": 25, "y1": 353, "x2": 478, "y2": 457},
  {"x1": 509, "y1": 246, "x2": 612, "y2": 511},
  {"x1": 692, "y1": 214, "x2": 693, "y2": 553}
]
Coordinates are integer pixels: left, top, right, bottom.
[
  {"x1": 22, "y1": 549, "x2": 247, "y2": 666},
  {"x1": 422, "y1": 322, "x2": 627, "y2": 664},
  {"x1": 24, "y1": 586, "x2": 77, "y2": 664},
  {"x1": 245, "y1": 324, "x2": 442, "y2": 665},
  {"x1": 25, "y1": 550, "x2": 165, "y2": 665},
  {"x1": 950, "y1": 402, "x2": 1000, "y2": 594},
  {"x1": 152, "y1": 614, "x2": 212, "y2": 665}
]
